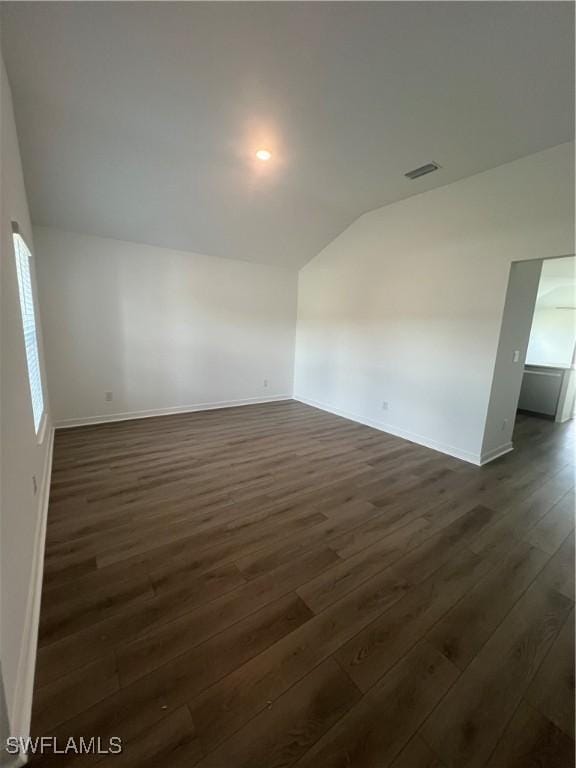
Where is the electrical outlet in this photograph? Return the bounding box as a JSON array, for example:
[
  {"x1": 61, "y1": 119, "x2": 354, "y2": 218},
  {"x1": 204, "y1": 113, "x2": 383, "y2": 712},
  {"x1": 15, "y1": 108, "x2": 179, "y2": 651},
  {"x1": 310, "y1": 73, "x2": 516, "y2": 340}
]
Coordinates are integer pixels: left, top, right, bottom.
[
  {"x1": 501, "y1": 418, "x2": 509, "y2": 431},
  {"x1": 263, "y1": 379, "x2": 268, "y2": 388},
  {"x1": 105, "y1": 391, "x2": 113, "y2": 402},
  {"x1": 32, "y1": 475, "x2": 38, "y2": 495},
  {"x1": 382, "y1": 401, "x2": 389, "y2": 411},
  {"x1": 512, "y1": 350, "x2": 520, "y2": 363}
]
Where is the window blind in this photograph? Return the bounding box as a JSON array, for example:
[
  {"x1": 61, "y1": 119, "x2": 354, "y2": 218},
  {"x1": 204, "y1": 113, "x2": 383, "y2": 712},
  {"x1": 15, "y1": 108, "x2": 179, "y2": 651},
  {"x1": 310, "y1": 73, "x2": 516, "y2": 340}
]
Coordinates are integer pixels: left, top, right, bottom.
[{"x1": 13, "y1": 227, "x2": 45, "y2": 434}]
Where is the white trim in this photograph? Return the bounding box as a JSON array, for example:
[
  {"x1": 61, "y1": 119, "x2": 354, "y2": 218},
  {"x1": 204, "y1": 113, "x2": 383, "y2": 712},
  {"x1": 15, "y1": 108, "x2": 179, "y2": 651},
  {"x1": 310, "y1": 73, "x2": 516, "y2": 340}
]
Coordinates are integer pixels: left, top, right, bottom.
[
  {"x1": 294, "y1": 394, "x2": 485, "y2": 465},
  {"x1": 54, "y1": 395, "x2": 293, "y2": 429},
  {"x1": 35, "y1": 412, "x2": 47, "y2": 446},
  {"x1": 9, "y1": 427, "x2": 54, "y2": 761},
  {"x1": 479, "y1": 441, "x2": 514, "y2": 465}
]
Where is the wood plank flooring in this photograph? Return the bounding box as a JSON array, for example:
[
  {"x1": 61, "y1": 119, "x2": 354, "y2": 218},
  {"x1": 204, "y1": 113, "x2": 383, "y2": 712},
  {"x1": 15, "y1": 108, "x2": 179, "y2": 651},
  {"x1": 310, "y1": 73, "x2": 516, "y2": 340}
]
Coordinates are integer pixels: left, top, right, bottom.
[{"x1": 31, "y1": 401, "x2": 575, "y2": 767}]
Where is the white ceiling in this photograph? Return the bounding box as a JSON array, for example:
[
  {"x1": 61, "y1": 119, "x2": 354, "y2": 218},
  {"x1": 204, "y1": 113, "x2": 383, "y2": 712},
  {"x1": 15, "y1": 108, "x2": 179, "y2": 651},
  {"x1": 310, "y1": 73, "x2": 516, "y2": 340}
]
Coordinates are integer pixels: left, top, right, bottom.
[
  {"x1": 1, "y1": 2, "x2": 574, "y2": 268},
  {"x1": 537, "y1": 257, "x2": 576, "y2": 309}
]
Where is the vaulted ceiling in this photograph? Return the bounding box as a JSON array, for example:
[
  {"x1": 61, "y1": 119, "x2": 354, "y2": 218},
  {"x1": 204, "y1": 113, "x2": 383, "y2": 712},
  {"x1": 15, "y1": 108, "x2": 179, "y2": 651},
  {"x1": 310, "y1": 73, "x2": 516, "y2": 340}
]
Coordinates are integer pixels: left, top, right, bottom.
[{"x1": 1, "y1": 2, "x2": 574, "y2": 268}]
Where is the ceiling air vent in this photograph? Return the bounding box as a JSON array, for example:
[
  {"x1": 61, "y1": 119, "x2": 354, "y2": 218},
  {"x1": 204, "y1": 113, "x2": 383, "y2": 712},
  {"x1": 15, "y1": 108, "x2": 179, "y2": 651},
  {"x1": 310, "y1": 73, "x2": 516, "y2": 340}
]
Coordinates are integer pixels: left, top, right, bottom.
[{"x1": 404, "y1": 162, "x2": 440, "y2": 180}]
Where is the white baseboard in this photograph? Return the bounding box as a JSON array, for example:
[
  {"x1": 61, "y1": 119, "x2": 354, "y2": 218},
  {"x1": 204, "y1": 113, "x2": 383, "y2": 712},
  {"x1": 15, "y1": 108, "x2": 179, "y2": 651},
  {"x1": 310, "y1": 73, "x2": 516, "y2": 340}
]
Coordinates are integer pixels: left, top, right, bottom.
[
  {"x1": 8, "y1": 427, "x2": 54, "y2": 758},
  {"x1": 54, "y1": 395, "x2": 293, "y2": 429},
  {"x1": 294, "y1": 394, "x2": 485, "y2": 465},
  {"x1": 479, "y1": 441, "x2": 514, "y2": 465}
]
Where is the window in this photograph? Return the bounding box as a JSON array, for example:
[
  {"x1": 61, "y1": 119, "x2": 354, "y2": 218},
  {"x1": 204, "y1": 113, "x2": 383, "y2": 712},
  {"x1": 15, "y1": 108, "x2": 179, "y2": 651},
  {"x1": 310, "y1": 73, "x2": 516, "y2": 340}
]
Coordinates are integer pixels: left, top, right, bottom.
[{"x1": 12, "y1": 223, "x2": 45, "y2": 434}]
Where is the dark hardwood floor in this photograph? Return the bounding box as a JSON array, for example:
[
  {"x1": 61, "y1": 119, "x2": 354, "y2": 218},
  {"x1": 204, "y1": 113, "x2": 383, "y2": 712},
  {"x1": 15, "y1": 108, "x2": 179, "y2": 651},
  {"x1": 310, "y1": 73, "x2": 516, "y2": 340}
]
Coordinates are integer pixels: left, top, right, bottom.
[{"x1": 32, "y1": 401, "x2": 575, "y2": 767}]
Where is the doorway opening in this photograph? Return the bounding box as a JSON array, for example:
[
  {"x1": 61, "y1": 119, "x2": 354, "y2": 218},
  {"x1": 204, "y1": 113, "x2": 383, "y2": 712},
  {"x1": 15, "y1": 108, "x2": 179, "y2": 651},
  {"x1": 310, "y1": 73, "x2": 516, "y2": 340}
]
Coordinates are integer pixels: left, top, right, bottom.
[
  {"x1": 480, "y1": 254, "x2": 575, "y2": 464},
  {"x1": 518, "y1": 256, "x2": 576, "y2": 424}
]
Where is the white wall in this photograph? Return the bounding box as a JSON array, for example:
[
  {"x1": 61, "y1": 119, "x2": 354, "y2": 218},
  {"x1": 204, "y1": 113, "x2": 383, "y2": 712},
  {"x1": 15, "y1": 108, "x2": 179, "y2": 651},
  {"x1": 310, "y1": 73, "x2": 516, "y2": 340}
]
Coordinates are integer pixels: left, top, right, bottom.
[
  {"x1": 294, "y1": 143, "x2": 574, "y2": 464},
  {"x1": 34, "y1": 227, "x2": 297, "y2": 426},
  {"x1": 527, "y1": 308, "x2": 576, "y2": 368},
  {"x1": 481, "y1": 260, "x2": 542, "y2": 460},
  {"x1": 0, "y1": 44, "x2": 53, "y2": 744},
  {"x1": 557, "y1": 369, "x2": 576, "y2": 423}
]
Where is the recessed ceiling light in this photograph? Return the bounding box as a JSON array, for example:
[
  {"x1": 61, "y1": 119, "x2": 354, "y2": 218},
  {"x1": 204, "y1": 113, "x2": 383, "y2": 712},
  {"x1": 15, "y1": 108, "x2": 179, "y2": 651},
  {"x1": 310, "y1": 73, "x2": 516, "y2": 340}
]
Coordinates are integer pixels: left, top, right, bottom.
[{"x1": 256, "y1": 149, "x2": 272, "y2": 161}]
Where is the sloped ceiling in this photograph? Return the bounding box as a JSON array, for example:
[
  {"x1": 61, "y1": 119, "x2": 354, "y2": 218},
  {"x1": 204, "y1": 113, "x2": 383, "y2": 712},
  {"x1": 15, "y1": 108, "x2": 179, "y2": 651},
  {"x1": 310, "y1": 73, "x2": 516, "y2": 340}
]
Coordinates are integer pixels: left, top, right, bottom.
[{"x1": 1, "y1": 1, "x2": 574, "y2": 268}]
